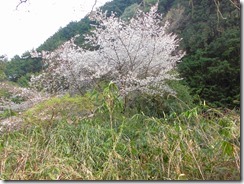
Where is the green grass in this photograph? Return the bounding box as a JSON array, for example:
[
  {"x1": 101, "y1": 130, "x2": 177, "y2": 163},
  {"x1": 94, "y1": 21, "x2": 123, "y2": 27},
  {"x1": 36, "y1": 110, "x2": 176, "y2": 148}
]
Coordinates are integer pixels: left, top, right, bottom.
[
  {"x1": 0, "y1": 88, "x2": 11, "y2": 99},
  {"x1": 0, "y1": 109, "x2": 17, "y2": 119},
  {"x1": 0, "y1": 86, "x2": 240, "y2": 180}
]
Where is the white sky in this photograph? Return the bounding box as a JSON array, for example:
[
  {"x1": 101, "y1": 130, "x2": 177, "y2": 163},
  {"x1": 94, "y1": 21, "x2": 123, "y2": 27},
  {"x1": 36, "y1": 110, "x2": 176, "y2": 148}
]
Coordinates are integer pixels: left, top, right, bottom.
[{"x1": 0, "y1": 0, "x2": 110, "y2": 59}]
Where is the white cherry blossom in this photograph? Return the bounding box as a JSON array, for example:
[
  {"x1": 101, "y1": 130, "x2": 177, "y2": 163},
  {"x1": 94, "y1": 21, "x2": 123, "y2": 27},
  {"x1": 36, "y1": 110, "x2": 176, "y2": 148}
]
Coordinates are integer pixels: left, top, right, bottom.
[{"x1": 31, "y1": 4, "x2": 185, "y2": 96}]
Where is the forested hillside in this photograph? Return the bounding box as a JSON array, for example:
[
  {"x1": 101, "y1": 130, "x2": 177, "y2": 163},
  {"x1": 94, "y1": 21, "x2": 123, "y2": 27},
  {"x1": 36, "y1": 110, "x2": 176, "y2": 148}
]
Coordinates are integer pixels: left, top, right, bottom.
[
  {"x1": 2, "y1": 0, "x2": 240, "y2": 108},
  {"x1": 175, "y1": 0, "x2": 240, "y2": 108},
  {"x1": 0, "y1": 0, "x2": 240, "y2": 180}
]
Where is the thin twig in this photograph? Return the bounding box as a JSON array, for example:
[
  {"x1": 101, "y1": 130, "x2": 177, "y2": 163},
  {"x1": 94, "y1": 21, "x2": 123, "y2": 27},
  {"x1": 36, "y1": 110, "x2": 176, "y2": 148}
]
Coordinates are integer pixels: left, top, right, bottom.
[
  {"x1": 16, "y1": 0, "x2": 28, "y2": 10},
  {"x1": 214, "y1": 0, "x2": 227, "y2": 20},
  {"x1": 90, "y1": 0, "x2": 98, "y2": 14},
  {"x1": 229, "y1": 0, "x2": 240, "y2": 10}
]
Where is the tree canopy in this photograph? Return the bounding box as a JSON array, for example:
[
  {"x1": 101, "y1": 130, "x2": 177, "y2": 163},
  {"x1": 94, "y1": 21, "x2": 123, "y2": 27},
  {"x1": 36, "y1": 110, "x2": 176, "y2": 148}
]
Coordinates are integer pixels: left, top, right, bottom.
[{"x1": 31, "y1": 5, "x2": 185, "y2": 97}]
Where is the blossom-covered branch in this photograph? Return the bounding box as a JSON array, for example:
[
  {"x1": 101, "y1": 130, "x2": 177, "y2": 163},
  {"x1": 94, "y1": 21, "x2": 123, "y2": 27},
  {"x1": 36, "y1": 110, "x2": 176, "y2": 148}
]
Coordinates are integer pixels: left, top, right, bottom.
[{"x1": 31, "y1": 4, "x2": 185, "y2": 96}]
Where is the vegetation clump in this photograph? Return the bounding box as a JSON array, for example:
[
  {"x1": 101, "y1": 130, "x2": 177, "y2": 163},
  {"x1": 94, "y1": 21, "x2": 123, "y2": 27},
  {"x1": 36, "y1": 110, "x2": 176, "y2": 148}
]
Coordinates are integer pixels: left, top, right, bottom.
[{"x1": 0, "y1": 84, "x2": 240, "y2": 180}]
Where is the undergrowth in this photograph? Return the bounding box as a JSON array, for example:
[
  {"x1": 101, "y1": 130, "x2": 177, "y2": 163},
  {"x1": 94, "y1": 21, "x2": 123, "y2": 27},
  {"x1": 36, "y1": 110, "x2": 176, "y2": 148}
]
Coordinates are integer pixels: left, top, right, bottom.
[{"x1": 0, "y1": 83, "x2": 240, "y2": 180}]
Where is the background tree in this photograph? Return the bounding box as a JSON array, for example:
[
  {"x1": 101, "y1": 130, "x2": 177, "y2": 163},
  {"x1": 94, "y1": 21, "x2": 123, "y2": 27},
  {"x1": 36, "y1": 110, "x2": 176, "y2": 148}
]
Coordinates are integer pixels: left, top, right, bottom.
[
  {"x1": 0, "y1": 55, "x2": 7, "y2": 81},
  {"x1": 175, "y1": 0, "x2": 240, "y2": 108},
  {"x1": 4, "y1": 53, "x2": 42, "y2": 86}
]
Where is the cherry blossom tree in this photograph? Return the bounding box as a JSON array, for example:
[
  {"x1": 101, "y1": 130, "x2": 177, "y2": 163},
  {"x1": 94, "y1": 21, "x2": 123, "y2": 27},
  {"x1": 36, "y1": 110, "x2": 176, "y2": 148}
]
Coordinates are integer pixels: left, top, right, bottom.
[{"x1": 31, "y1": 4, "x2": 185, "y2": 96}]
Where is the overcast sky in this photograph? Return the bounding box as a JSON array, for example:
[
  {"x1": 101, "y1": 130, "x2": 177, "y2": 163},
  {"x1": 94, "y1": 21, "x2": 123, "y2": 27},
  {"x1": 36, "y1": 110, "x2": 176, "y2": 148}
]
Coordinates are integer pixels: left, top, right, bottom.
[{"x1": 0, "y1": 0, "x2": 110, "y2": 59}]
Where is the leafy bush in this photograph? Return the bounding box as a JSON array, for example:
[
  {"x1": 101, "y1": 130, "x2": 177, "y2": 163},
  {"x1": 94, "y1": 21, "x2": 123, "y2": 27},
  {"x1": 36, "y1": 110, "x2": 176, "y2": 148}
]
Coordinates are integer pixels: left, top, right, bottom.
[
  {"x1": 16, "y1": 73, "x2": 32, "y2": 87},
  {"x1": 0, "y1": 70, "x2": 6, "y2": 81},
  {"x1": 126, "y1": 80, "x2": 194, "y2": 117}
]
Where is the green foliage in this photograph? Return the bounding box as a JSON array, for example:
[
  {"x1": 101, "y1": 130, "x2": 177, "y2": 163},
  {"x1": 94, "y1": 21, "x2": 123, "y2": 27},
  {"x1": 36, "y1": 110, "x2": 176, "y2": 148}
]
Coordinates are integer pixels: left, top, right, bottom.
[
  {"x1": 0, "y1": 0, "x2": 239, "y2": 180},
  {"x1": 126, "y1": 80, "x2": 193, "y2": 117},
  {"x1": 37, "y1": 0, "x2": 142, "y2": 52},
  {"x1": 175, "y1": 0, "x2": 240, "y2": 108},
  {"x1": 4, "y1": 54, "x2": 42, "y2": 82},
  {"x1": 23, "y1": 94, "x2": 95, "y2": 126},
  {"x1": 121, "y1": 3, "x2": 140, "y2": 20},
  {"x1": 0, "y1": 109, "x2": 16, "y2": 119},
  {"x1": 0, "y1": 95, "x2": 240, "y2": 180},
  {"x1": 0, "y1": 70, "x2": 6, "y2": 81},
  {"x1": 0, "y1": 88, "x2": 11, "y2": 99},
  {"x1": 178, "y1": 28, "x2": 240, "y2": 108},
  {"x1": 158, "y1": 0, "x2": 178, "y2": 13},
  {"x1": 0, "y1": 60, "x2": 7, "y2": 81},
  {"x1": 166, "y1": 80, "x2": 193, "y2": 109},
  {"x1": 6, "y1": 0, "x2": 237, "y2": 110},
  {"x1": 10, "y1": 95, "x2": 25, "y2": 104},
  {"x1": 16, "y1": 73, "x2": 32, "y2": 87},
  {"x1": 101, "y1": 0, "x2": 141, "y2": 17},
  {"x1": 142, "y1": 0, "x2": 158, "y2": 12},
  {"x1": 30, "y1": 0, "x2": 239, "y2": 110},
  {"x1": 37, "y1": 18, "x2": 93, "y2": 51},
  {"x1": 163, "y1": 4, "x2": 185, "y2": 32}
]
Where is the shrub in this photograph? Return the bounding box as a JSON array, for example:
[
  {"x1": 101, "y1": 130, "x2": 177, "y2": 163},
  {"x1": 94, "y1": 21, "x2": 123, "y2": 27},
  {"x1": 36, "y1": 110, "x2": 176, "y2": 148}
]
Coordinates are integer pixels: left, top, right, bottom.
[{"x1": 125, "y1": 80, "x2": 194, "y2": 117}]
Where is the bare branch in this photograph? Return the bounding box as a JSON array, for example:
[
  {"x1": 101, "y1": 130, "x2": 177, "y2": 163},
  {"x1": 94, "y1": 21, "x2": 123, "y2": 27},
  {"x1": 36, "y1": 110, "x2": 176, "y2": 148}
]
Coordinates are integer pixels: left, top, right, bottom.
[
  {"x1": 229, "y1": 0, "x2": 240, "y2": 10},
  {"x1": 91, "y1": 0, "x2": 98, "y2": 11},
  {"x1": 16, "y1": 0, "x2": 28, "y2": 10},
  {"x1": 15, "y1": 0, "x2": 101, "y2": 12},
  {"x1": 214, "y1": 0, "x2": 227, "y2": 20},
  {"x1": 89, "y1": 0, "x2": 97, "y2": 15}
]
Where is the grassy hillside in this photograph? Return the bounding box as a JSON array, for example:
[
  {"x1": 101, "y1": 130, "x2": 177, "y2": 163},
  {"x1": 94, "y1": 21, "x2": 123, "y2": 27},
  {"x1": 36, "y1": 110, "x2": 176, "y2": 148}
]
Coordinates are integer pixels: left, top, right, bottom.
[{"x1": 0, "y1": 83, "x2": 240, "y2": 180}]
